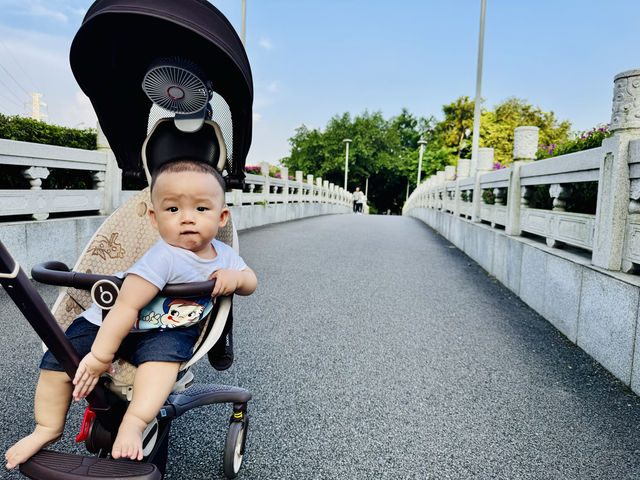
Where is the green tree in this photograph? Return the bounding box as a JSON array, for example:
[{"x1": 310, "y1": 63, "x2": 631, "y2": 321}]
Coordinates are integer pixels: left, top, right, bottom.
[
  {"x1": 480, "y1": 97, "x2": 571, "y2": 166},
  {"x1": 282, "y1": 110, "x2": 432, "y2": 214},
  {"x1": 439, "y1": 96, "x2": 475, "y2": 160}
]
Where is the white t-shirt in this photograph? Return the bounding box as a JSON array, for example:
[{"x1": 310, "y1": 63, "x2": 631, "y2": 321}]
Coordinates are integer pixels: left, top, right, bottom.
[{"x1": 83, "y1": 238, "x2": 247, "y2": 329}]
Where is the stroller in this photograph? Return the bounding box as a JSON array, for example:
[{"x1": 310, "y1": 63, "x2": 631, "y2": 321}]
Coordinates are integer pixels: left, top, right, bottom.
[{"x1": 0, "y1": 0, "x2": 253, "y2": 478}]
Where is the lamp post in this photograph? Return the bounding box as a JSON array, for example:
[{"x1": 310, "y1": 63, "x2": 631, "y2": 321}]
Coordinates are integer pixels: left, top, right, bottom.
[
  {"x1": 417, "y1": 138, "x2": 427, "y2": 186},
  {"x1": 470, "y1": 0, "x2": 487, "y2": 175},
  {"x1": 241, "y1": 0, "x2": 247, "y2": 46},
  {"x1": 343, "y1": 138, "x2": 352, "y2": 190}
]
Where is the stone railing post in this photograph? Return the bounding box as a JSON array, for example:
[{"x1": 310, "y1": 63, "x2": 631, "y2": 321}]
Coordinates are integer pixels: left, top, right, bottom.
[
  {"x1": 454, "y1": 159, "x2": 471, "y2": 217},
  {"x1": 592, "y1": 69, "x2": 640, "y2": 270},
  {"x1": 316, "y1": 177, "x2": 323, "y2": 202},
  {"x1": 444, "y1": 166, "x2": 456, "y2": 212},
  {"x1": 296, "y1": 171, "x2": 304, "y2": 203},
  {"x1": 472, "y1": 148, "x2": 494, "y2": 222},
  {"x1": 281, "y1": 166, "x2": 289, "y2": 203},
  {"x1": 505, "y1": 126, "x2": 539, "y2": 235},
  {"x1": 307, "y1": 174, "x2": 314, "y2": 202},
  {"x1": 436, "y1": 171, "x2": 445, "y2": 210},
  {"x1": 97, "y1": 121, "x2": 122, "y2": 214},
  {"x1": 260, "y1": 162, "x2": 270, "y2": 204}
]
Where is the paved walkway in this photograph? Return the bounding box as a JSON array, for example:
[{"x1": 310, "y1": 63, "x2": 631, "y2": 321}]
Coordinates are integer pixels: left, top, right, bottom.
[{"x1": 2, "y1": 213, "x2": 640, "y2": 479}]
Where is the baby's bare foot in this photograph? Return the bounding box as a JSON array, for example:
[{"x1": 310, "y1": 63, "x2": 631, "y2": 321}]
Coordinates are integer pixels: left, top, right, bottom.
[
  {"x1": 112, "y1": 416, "x2": 147, "y2": 461},
  {"x1": 5, "y1": 426, "x2": 61, "y2": 469}
]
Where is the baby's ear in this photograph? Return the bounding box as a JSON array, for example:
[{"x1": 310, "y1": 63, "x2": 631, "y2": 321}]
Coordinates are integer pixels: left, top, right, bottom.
[
  {"x1": 149, "y1": 208, "x2": 159, "y2": 231},
  {"x1": 219, "y1": 206, "x2": 230, "y2": 227}
]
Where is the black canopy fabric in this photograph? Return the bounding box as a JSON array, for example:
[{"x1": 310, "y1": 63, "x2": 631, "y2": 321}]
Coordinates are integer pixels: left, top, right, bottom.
[{"x1": 70, "y1": 0, "x2": 253, "y2": 186}]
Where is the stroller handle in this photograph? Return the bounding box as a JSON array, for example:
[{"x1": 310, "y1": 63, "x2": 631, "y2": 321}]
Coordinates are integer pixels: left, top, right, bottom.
[{"x1": 32, "y1": 261, "x2": 216, "y2": 298}]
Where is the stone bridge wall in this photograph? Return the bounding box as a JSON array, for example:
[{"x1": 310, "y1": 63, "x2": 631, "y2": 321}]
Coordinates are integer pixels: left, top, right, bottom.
[{"x1": 404, "y1": 68, "x2": 640, "y2": 395}]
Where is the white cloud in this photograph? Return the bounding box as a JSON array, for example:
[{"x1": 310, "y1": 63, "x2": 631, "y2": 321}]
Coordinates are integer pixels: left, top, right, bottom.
[
  {"x1": 70, "y1": 8, "x2": 87, "y2": 17},
  {"x1": 265, "y1": 81, "x2": 278, "y2": 93},
  {"x1": 253, "y1": 112, "x2": 262, "y2": 122},
  {"x1": 30, "y1": 4, "x2": 68, "y2": 23},
  {"x1": 258, "y1": 38, "x2": 273, "y2": 50}
]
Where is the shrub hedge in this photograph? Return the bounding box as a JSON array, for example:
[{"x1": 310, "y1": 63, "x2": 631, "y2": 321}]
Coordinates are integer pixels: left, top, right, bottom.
[
  {"x1": 0, "y1": 115, "x2": 98, "y2": 190},
  {"x1": 0, "y1": 114, "x2": 97, "y2": 150}
]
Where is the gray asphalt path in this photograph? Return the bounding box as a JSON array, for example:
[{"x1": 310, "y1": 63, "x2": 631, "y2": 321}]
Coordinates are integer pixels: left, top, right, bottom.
[{"x1": 2, "y1": 213, "x2": 640, "y2": 479}]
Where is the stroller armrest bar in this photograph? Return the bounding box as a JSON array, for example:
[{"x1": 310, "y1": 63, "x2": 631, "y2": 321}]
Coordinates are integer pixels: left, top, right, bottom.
[
  {"x1": 162, "y1": 279, "x2": 216, "y2": 298},
  {"x1": 32, "y1": 261, "x2": 124, "y2": 291},
  {"x1": 32, "y1": 261, "x2": 216, "y2": 298}
]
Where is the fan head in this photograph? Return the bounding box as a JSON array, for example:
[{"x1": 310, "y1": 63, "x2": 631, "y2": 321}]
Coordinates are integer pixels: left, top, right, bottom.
[{"x1": 142, "y1": 57, "x2": 211, "y2": 114}]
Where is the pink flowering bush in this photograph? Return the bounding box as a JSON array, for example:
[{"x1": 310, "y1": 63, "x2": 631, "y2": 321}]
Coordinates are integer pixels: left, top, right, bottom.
[
  {"x1": 536, "y1": 124, "x2": 611, "y2": 160},
  {"x1": 244, "y1": 165, "x2": 262, "y2": 175}
]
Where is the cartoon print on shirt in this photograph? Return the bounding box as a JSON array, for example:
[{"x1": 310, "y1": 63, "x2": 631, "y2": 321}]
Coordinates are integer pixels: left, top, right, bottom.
[{"x1": 138, "y1": 297, "x2": 212, "y2": 329}]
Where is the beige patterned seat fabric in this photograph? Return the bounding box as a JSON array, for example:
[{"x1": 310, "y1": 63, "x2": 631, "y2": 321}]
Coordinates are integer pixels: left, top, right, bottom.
[{"x1": 50, "y1": 187, "x2": 235, "y2": 385}]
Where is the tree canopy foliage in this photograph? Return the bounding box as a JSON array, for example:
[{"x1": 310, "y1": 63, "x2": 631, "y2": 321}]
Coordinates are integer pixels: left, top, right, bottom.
[{"x1": 281, "y1": 97, "x2": 572, "y2": 213}]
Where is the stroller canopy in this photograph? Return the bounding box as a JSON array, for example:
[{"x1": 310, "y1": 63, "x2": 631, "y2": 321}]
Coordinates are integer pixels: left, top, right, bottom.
[{"x1": 70, "y1": 0, "x2": 253, "y2": 187}]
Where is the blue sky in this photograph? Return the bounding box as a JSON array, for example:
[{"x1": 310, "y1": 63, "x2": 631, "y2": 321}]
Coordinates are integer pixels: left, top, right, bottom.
[{"x1": 0, "y1": 0, "x2": 639, "y2": 166}]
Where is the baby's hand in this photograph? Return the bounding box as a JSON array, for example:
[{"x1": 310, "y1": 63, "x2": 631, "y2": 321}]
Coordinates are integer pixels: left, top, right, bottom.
[
  {"x1": 72, "y1": 352, "x2": 114, "y2": 401},
  {"x1": 209, "y1": 269, "x2": 241, "y2": 297}
]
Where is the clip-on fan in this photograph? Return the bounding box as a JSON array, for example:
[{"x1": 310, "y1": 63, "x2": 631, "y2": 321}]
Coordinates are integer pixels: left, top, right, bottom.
[{"x1": 142, "y1": 57, "x2": 213, "y2": 133}]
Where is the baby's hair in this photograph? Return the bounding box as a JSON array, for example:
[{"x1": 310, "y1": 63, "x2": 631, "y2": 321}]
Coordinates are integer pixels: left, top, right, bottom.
[{"x1": 150, "y1": 159, "x2": 226, "y2": 199}]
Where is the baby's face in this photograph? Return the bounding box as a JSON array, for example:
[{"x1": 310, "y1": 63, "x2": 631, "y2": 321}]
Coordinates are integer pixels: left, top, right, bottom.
[{"x1": 150, "y1": 170, "x2": 228, "y2": 258}]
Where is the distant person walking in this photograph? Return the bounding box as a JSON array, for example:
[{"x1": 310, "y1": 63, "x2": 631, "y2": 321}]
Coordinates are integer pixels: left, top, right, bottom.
[
  {"x1": 353, "y1": 187, "x2": 363, "y2": 213},
  {"x1": 358, "y1": 193, "x2": 366, "y2": 214}
]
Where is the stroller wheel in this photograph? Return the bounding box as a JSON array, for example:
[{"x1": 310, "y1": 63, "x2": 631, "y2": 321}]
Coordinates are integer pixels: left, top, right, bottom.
[{"x1": 223, "y1": 416, "x2": 248, "y2": 478}]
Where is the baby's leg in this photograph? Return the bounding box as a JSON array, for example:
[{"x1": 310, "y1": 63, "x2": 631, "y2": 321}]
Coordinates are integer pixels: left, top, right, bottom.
[
  {"x1": 112, "y1": 361, "x2": 179, "y2": 460},
  {"x1": 5, "y1": 370, "x2": 72, "y2": 469}
]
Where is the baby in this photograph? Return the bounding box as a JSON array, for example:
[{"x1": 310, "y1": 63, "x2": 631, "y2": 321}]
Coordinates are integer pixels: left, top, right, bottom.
[{"x1": 6, "y1": 159, "x2": 257, "y2": 467}]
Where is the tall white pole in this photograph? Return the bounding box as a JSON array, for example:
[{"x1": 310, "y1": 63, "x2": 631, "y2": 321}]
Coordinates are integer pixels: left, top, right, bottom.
[
  {"x1": 343, "y1": 139, "x2": 352, "y2": 190},
  {"x1": 470, "y1": 0, "x2": 486, "y2": 176},
  {"x1": 417, "y1": 139, "x2": 427, "y2": 186},
  {"x1": 365, "y1": 177, "x2": 369, "y2": 197},
  {"x1": 241, "y1": 0, "x2": 247, "y2": 46}
]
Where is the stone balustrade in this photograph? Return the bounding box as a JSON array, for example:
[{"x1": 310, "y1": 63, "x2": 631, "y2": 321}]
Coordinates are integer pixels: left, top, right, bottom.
[
  {"x1": 404, "y1": 68, "x2": 640, "y2": 396},
  {"x1": 405, "y1": 69, "x2": 640, "y2": 276},
  {"x1": 0, "y1": 138, "x2": 352, "y2": 274},
  {"x1": 0, "y1": 138, "x2": 352, "y2": 222}
]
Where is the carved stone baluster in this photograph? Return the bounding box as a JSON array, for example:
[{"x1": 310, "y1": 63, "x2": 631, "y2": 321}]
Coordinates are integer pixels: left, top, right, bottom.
[
  {"x1": 493, "y1": 187, "x2": 506, "y2": 206},
  {"x1": 92, "y1": 171, "x2": 105, "y2": 190},
  {"x1": 22, "y1": 166, "x2": 50, "y2": 220},
  {"x1": 629, "y1": 179, "x2": 640, "y2": 214},
  {"x1": 549, "y1": 183, "x2": 573, "y2": 212},
  {"x1": 623, "y1": 180, "x2": 640, "y2": 272},
  {"x1": 521, "y1": 185, "x2": 533, "y2": 208},
  {"x1": 546, "y1": 183, "x2": 572, "y2": 248},
  {"x1": 22, "y1": 166, "x2": 49, "y2": 190},
  {"x1": 249, "y1": 183, "x2": 255, "y2": 205}
]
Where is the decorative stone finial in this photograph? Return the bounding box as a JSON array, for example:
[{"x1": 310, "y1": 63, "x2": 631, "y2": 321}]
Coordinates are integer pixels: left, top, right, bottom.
[
  {"x1": 611, "y1": 69, "x2": 640, "y2": 132},
  {"x1": 477, "y1": 148, "x2": 494, "y2": 171},
  {"x1": 513, "y1": 126, "x2": 539, "y2": 160},
  {"x1": 444, "y1": 165, "x2": 456, "y2": 181},
  {"x1": 457, "y1": 159, "x2": 471, "y2": 178}
]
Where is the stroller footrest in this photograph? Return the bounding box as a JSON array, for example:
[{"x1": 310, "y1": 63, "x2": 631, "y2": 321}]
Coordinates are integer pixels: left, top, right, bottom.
[
  {"x1": 19, "y1": 450, "x2": 161, "y2": 480},
  {"x1": 164, "y1": 383, "x2": 251, "y2": 418}
]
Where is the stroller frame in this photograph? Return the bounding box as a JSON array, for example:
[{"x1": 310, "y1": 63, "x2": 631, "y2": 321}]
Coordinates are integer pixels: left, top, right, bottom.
[
  {"x1": 0, "y1": 239, "x2": 250, "y2": 479},
  {"x1": 1, "y1": 0, "x2": 255, "y2": 477}
]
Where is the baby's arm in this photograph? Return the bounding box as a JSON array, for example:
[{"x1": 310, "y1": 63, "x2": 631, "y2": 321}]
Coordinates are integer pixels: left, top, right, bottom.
[
  {"x1": 72, "y1": 274, "x2": 159, "y2": 400},
  {"x1": 209, "y1": 267, "x2": 257, "y2": 297}
]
